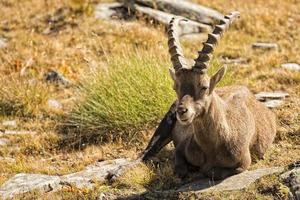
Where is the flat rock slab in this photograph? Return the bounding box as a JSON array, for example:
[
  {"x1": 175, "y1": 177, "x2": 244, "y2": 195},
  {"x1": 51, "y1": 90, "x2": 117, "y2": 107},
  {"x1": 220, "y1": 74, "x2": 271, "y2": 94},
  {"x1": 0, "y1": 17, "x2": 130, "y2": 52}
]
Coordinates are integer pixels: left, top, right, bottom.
[
  {"x1": 255, "y1": 91, "x2": 289, "y2": 108},
  {"x1": 94, "y1": 3, "x2": 124, "y2": 20},
  {"x1": 0, "y1": 158, "x2": 139, "y2": 199},
  {"x1": 255, "y1": 91, "x2": 289, "y2": 101},
  {"x1": 281, "y1": 63, "x2": 300, "y2": 72},
  {"x1": 252, "y1": 42, "x2": 278, "y2": 50},
  {"x1": 0, "y1": 174, "x2": 61, "y2": 199},
  {"x1": 0, "y1": 130, "x2": 36, "y2": 136},
  {"x1": 175, "y1": 167, "x2": 284, "y2": 193},
  {"x1": 263, "y1": 99, "x2": 284, "y2": 108},
  {"x1": 220, "y1": 57, "x2": 248, "y2": 65}
]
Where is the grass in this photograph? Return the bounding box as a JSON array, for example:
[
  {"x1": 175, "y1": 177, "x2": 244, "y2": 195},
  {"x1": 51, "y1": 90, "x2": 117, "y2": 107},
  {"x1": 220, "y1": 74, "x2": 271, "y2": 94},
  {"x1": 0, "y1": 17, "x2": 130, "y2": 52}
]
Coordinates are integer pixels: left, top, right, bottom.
[
  {"x1": 0, "y1": 76, "x2": 51, "y2": 117},
  {"x1": 0, "y1": 0, "x2": 299, "y2": 199},
  {"x1": 63, "y1": 50, "x2": 175, "y2": 142}
]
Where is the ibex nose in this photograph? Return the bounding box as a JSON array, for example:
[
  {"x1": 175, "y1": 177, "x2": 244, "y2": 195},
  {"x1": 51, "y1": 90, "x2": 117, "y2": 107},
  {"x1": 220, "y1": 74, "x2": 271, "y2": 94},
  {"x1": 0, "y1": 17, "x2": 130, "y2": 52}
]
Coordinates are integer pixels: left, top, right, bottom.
[{"x1": 177, "y1": 105, "x2": 188, "y2": 115}]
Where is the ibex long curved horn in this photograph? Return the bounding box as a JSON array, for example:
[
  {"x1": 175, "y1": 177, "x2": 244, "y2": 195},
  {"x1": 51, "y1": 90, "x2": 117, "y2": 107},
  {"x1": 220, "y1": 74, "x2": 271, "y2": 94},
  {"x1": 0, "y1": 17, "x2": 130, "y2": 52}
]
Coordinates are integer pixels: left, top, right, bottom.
[
  {"x1": 193, "y1": 11, "x2": 240, "y2": 72},
  {"x1": 168, "y1": 18, "x2": 189, "y2": 71}
]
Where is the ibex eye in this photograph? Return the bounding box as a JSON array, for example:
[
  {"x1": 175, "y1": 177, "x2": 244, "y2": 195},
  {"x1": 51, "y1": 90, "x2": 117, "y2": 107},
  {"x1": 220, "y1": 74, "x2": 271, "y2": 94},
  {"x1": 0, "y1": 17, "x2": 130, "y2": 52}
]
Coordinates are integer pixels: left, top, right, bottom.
[{"x1": 201, "y1": 86, "x2": 208, "y2": 90}]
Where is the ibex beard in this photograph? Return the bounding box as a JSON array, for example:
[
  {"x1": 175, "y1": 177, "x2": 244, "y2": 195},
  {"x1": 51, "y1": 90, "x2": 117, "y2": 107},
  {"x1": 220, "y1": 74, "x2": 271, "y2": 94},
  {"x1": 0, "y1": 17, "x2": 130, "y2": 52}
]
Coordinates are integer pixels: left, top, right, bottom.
[{"x1": 168, "y1": 12, "x2": 276, "y2": 180}]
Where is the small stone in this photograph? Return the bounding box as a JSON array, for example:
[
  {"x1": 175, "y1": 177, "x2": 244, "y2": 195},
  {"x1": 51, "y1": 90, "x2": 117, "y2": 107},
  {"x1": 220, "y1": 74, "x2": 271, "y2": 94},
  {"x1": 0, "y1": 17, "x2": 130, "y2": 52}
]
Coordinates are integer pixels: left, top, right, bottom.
[
  {"x1": 45, "y1": 70, "x2": 70, "y2": 86},
  {"x1": 47, "y1": 99, "x2": 63, "y2": 110},
  {"x1": 0, "y1": 138, "x2": 9, "y2": 146},
  {"x1": 281, "y1": 63, "x2": 300, "y2": 72},
  {"x1": 94, "y1": 3, "x2": 123, "y2": 20},
  {"x1": 0, "y1": 38, "x2": 7, "y2": 49},
  {"x1": 252, "y1": 42, "x2": 278, "y2": 50},
  {"x1": 176, "y1": 167, "x2": 284, "y2": 193},
  {"x1": 263, "y1": 100, "x2": 283, "y2": 108},
  {"x1": 220, "y1": 57, "x2": 248, "y2": 65},
  {"x1": 2, "y1": 120, "x2": 17, "y2": 127},
  {"x1": 0, "y1": 130, "x2": 36, "y2": 136},
  {"x1": 255, "y1": 91, "x2": 289, "y2": 101}
]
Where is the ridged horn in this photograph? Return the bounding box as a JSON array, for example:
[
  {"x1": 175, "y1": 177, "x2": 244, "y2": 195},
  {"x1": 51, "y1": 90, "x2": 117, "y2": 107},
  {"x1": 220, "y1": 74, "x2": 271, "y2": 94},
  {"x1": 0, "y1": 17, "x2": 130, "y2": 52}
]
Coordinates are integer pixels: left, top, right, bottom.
[
  {"x1": 193, "y1": 11, "x2": 240, "y2": 72},
  {"x1": 168, "y1": 17, "x2": 189, "y2": 71}
]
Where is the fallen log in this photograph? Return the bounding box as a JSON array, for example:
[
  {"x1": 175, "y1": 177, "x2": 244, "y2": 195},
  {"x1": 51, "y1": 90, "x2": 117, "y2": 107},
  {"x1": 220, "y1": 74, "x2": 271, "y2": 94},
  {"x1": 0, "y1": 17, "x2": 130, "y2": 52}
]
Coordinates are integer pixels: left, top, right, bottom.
[{"x1": 134, "y1": 0, "x2": 223, "y2": 25}]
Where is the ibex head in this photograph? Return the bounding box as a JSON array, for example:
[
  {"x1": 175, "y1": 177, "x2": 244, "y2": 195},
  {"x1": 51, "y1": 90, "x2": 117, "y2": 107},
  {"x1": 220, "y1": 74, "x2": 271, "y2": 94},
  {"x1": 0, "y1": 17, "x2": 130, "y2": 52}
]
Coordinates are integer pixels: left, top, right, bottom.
[{"x1": 168, "y1": 12, "x2": 240, "y2": 125}]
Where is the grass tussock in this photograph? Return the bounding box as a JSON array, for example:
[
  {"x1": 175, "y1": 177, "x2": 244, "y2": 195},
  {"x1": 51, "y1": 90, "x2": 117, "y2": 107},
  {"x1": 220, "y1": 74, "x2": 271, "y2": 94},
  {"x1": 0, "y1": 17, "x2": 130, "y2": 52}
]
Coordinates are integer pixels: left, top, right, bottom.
[
  {"x1": 0, "y1": 76, "x2": 50, "y2": 117},
  {"x1": 63, "y1": 50, "x2": 175, "y2": 141}
]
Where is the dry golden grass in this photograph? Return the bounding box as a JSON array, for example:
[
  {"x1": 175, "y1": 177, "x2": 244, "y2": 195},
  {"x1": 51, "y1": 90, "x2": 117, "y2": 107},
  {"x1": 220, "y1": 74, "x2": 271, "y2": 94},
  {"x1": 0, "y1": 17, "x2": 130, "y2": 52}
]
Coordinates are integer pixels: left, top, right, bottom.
[{"x1": 0, "y1": 0, "x2": 299, "y2": 199}]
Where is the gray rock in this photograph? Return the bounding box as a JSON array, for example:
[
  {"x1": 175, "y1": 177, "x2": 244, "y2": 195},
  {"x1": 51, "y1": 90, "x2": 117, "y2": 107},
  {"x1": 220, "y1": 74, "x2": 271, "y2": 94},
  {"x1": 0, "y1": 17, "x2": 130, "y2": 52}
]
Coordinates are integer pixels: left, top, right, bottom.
[
  {"x1": 45, "y1": 70, "x2": 70, "y2": 86},
  {"x1": 47, "y1": 99, "x2": 63, "y2": 110},
  {"x1": 0, "y1": 173, "x2": 61, "y2": 199},
  {"x1": 0, "y1": 138, "x2": 9, "y2": 146},
  {"x1": 0, "y1": 130, "x2": 36, "y2": 136},
  {"x1": 263, "y1": 99, "x2": 283, "y2": 108},
  {"x1": 220, "y1": 57, "x2": 248, "y2": 65},
  {"x1": 94, "y1": 3, "x2": 124, "y2": 20},
  {"x1": 252, "y1": 42, "x2": 279, "y2": 50},
  {"x1": 0, "y1": 38, "x2": 7, "y2": 49},
  {"x1": 281, "y1": 63, "x2": 300, "y2": 72},
  {"x1": 175, "y1": 167, "x2": 284, "y2": 193},
  {"x1": 0, "y1": 158, "x2": 139, "y2": 199},
  {"x1": 281, "y1": 168, "x2": 300, "y2": 200},
  {"x1": 2, "y1": 120, "x2": 17, "y2": 128},
  {"x1": 255, "y1": 91, "x2": 289, "y2": 101},
  {"x1": 135, "y1": 5, "x2": 211, "y2": 35}
]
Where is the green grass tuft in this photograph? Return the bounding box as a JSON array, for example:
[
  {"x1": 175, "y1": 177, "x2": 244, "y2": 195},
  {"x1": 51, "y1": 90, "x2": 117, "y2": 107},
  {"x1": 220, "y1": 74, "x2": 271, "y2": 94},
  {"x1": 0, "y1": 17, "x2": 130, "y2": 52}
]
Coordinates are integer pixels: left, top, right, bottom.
[{"x1": 64, "y1": 51, "x2": 175, "y2": 141}]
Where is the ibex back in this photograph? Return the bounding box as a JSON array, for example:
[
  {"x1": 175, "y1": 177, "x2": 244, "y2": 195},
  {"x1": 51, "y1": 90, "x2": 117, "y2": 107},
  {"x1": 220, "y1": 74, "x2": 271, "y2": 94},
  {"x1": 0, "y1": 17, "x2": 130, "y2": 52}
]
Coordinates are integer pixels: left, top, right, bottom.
[{"x1": 168, "y1": 12, "x2": 276, "y2": 179}]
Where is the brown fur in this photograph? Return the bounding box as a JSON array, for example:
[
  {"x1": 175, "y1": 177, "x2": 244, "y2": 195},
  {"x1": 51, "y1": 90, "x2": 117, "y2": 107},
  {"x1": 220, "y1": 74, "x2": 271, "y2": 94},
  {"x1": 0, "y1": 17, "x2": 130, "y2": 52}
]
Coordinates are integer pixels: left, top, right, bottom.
[
  {"x1": 167, "y1": 12, "x2": 276, "y2": 180},
  {"x1": 172, "y1": 82, "x2": 276, "y2": 179}
]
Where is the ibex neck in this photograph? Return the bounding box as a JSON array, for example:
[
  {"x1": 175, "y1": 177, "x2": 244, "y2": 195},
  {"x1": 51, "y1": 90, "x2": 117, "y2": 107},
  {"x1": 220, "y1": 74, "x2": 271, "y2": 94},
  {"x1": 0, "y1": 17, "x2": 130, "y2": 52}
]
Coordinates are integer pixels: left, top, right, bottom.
[{"x1": 194, "y1": 92, "x2": 229, "y2": 144}]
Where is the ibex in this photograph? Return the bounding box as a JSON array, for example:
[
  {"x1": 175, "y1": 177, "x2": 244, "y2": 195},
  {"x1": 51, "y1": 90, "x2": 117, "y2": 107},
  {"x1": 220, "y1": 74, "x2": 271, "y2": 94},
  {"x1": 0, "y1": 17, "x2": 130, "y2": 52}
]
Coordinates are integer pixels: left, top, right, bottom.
[{"x1": 166, "y1": 12, "x2": 276, "y2": 179}]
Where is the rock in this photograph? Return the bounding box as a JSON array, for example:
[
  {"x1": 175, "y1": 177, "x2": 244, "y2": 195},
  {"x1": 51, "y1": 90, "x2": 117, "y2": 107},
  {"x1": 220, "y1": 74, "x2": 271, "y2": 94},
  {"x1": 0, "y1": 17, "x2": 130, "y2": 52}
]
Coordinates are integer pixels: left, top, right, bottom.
[
  {"x1": 0, "y1": 174, "x2": 61, "y2": 199},
  {"x1": 135, "y1": 5, "x2": 211, "y2": 35},
  {"x1": 47, "y1": 99, "x2": 63, "y2": 110},
  {"x1": 0, "y1": 38, "x2": 7, "y2": 49},
  {"x1": 220, "y1": 57, "x2": 248, "y2": 65},
  {"x1": 0, "y1": 138, "x2": 9, "y2": 146},
  {"x1": 263, "y1": 99, "x2": 283, "y2": 108},
  {"x1": 255, "y1": 91, "x2": 289, "y2": 108},
  {"x1": 135, "y1": 0, "x2": 224, "y2": 25},
  {"x1": 2, "y1": 120, "x2": 17, "y2": 128},
  {"x1": 44, "y1": 70, "x2": 70, "y2": 86},
  {"x1": 255, "y1": 91, "x2": 289, "y2": 101},
  {"x1": 252, "y1": 42, "x2": 278, "y2": 50},
  {"x1": 0, "y1": 130, "x2": 36, "y2": 136},
  {"x1": 94, "y1": 3, "x2": 126, "y2": 20},
  {"x1": 281, "y1": 63, "x2": 300, "y2": 72},
  {"x1": 0, "y1": 158, "x2": 140, "y2": 199},
  {"x1": 163, "y1": 167, "x2": 284, "y2": 194},
  {"x1": 281, "y1": 168, "x2": 300, "y2": 200}
]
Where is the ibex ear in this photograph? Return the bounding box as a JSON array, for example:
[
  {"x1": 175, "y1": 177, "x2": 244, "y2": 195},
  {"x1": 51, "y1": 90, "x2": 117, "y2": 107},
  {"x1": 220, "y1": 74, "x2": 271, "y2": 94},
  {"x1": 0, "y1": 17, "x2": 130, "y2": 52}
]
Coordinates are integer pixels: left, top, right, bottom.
[
  {"x1": 209, "y1": 66, "x2": 227, "y2": 94},
  {"x1": 169, "y1": 68, "x2": 176, "y2": 81}
]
